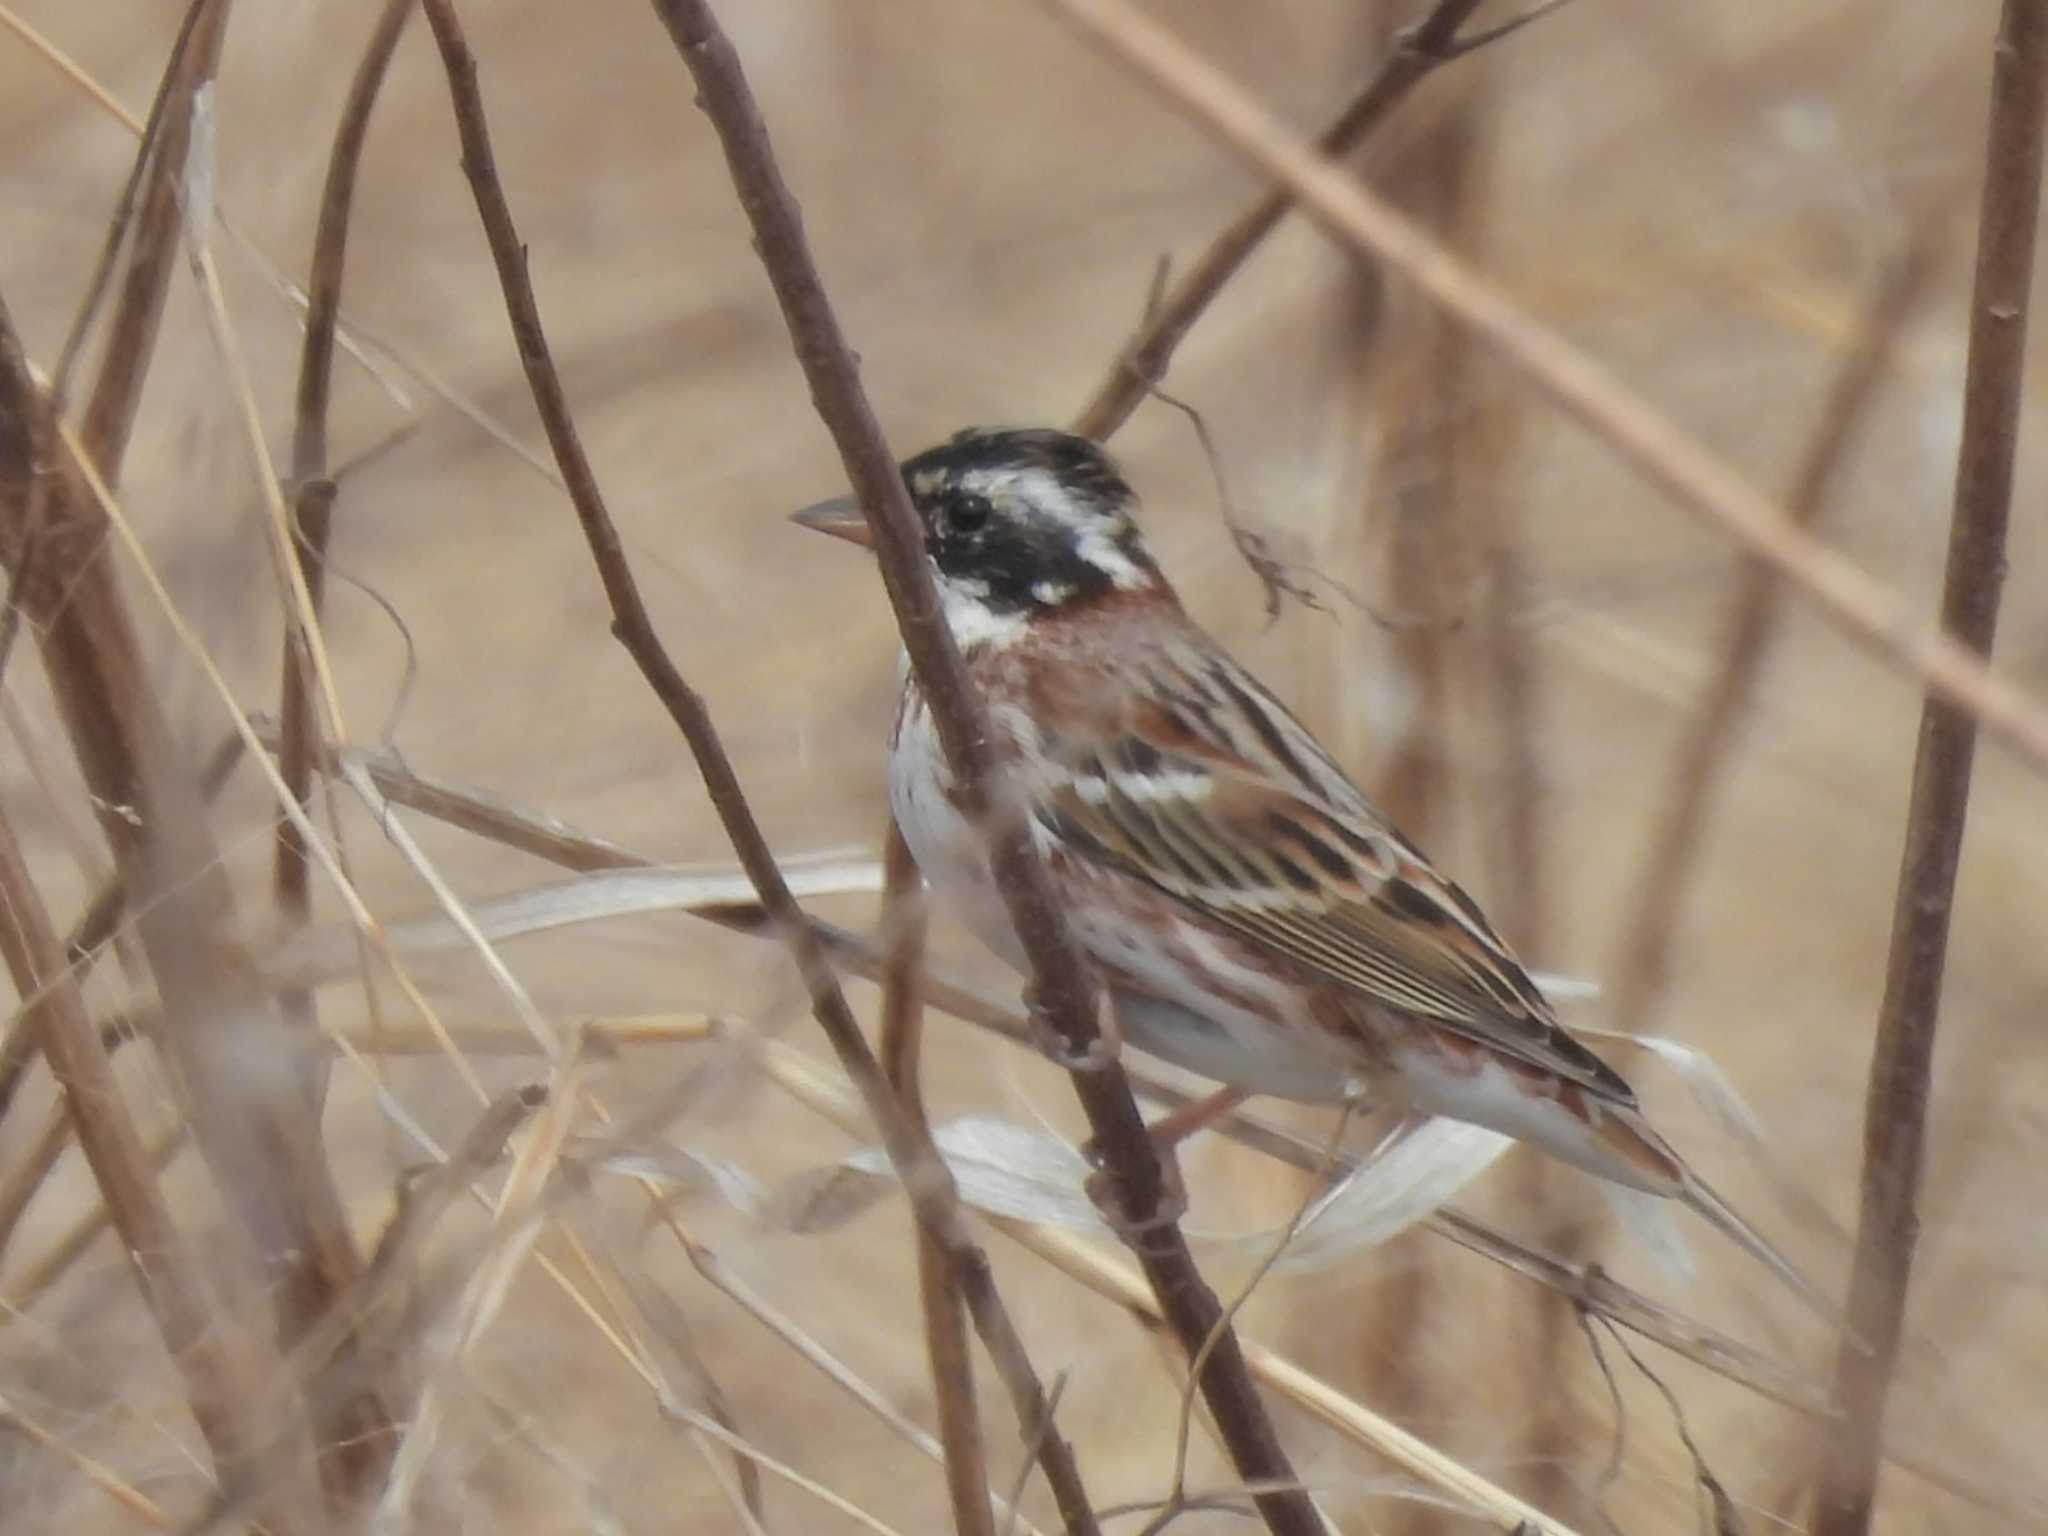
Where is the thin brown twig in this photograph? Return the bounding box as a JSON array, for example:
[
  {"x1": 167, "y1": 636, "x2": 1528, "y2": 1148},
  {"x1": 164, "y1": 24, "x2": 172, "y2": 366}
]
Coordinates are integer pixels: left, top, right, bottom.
[
  {"x1": 270, "y1": 0, "x2": 412, "y2": 1148},
  {"x1": 1607, "y1": 236, "x2": 1936, "y2": 1038},
  {"x1": 1035, "y1": 0, "x2": 2048, "y2": 776},
  {"x1": 881, "y1": 821, "x2": 998, "y2": 1536},
  {"x1": 415, "y1": 6, "x2": 1105, "y2": 1533},
  {"x1": 1810, "y1": 4, "x2": 2048, "y2": 1532},
  {"x1": 649, "y1": 6, "x2": 1317, "y2": 1531},
  {"x1": 274, "y1": 0, "x2": 411, "y2": 922},
  {"x1": 1070, "y1": 0, "x2": 1487, "y2": 440},
  {"x1": 264, "y1": 15, "x2": 415, "y2": 1487}
]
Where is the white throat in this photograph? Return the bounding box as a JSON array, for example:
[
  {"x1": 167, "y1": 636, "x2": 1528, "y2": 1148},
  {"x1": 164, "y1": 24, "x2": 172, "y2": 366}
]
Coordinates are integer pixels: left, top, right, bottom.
[{"x1": 938, "y1": 577, "x2": 1029, "y2": 651}]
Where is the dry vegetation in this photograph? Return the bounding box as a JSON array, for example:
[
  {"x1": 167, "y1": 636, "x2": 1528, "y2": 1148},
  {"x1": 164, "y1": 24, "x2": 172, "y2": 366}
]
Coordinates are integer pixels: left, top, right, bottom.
[{"x1": 2, "y1": 2, "x2": 2046, "y2": 1533}]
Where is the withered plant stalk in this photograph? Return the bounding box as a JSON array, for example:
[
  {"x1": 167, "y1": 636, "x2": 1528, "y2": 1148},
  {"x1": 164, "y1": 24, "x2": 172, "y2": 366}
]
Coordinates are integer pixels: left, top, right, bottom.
[{"x1": 1811, "y1": 3, "x2": 2047, "y2": 1531}]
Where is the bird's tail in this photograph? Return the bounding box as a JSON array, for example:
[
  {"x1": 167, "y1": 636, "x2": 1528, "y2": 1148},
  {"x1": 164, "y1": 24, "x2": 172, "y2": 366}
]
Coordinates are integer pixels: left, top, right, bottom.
[{"x1": 1600, "y1": 1102, "x2": 1853, "y2": 1337}]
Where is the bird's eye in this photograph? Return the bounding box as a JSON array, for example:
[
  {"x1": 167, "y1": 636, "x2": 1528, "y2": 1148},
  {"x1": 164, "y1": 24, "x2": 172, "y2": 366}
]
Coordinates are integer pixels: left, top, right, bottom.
[{"x1": 949, "y1": 495, "x2": 992, "y2": 535}]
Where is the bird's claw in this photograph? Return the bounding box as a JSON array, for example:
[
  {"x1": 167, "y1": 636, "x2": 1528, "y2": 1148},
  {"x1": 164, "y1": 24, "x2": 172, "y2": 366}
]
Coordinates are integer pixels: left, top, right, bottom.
[
  {"x1": 1081, "y1": 1137, "x2": 1188, "y2": 1239},
  {"x1": 1023, "y1": 984, "x2": 1120, "y2": 1074}
]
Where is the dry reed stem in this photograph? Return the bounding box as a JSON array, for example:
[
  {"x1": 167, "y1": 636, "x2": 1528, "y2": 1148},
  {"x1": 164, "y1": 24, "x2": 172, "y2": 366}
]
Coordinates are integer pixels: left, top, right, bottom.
[
  {"x1": 0, "y1": 0, "x2": 376, "y2": 1471},
  {"x1": 881, "y1": 821, "x2": 999, "y2": 1536},
  {"x1": 275, "y1": 0, "x2": 413, "y2": 935},
  {"x1": 0, "y1": 804, "x2": 324, "y2": 1533},
  {"x1": 1069, "y1": 0, "x2": 1486, "y2": 439},
  {"x1": 1810, "y1": 4, "x2": 2048, "y2": 1531},
  {"x1": 651, "y1": 5, "x2": 1315, "y2": 1531},
  {"x1": 1035, "y1": 0, "x2": 2048, "y2": 778},
  {"x1": 72, "y1": 0, "x2": 221, "y2": 466},
  {"x1": 1608, "y1": 239, "x2": 1936, "y2": 1039},
  {"x1": 415, "y1": 5, "x2": 1107, "y2": 1532},
  {"x1": 183, "y1": 120, "x2": 408, "y2": 1488},
  {"x1": 266, "y1": 19, "x2": 417, "y2": 1418}
]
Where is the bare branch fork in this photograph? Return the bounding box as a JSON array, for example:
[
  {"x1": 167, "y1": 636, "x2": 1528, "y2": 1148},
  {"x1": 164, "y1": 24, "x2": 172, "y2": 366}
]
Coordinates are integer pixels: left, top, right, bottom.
[
  {"x1": 648, "y1": 3, "x2": 1323, "y2": 1532},
  {"x1": 1812, "y1": 3, "x2": 2048, "y2": 1532},
  {"x1": 414, "y1": 3, "x2": 1103, "y2": 1532}
]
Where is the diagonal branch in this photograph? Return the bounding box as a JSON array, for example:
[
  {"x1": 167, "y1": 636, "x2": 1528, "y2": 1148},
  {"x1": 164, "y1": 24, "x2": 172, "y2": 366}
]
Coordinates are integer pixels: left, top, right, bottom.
[
  {"x1": 650, "y1": 4, "x2": 1322, "y2": 1532},
  {"x1": 1810, "y1": 4, "x2": 2048, "y2": 1532},
  {"x1": 1070, "y1": 0, "x2": 1487, "y2": 440},
  {"x1": 415, "y1": 4, "x2": 1105, "y2": 1532},
  {"x1": 273, "y1": 0, "x2": 413, "y2": 982},
  {"x1": 1033, "y1": 0, "x2": 2048, "y2": 776}
]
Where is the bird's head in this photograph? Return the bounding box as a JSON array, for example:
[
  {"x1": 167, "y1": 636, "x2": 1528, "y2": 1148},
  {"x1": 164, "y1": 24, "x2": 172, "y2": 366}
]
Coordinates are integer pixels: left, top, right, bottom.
[{"x1": 793, "y1": 427, "x2": 1166, "y2": 648}]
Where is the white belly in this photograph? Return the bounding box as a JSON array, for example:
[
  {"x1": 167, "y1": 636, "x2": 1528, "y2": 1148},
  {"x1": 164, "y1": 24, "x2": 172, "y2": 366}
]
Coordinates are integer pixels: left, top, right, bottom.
[
  {"x1": 888, "y1": 683, "x2": 1033, "y2": 972},
  {"x1": 889, "y1": 678, "x2": 1367, "y2": 1103}
]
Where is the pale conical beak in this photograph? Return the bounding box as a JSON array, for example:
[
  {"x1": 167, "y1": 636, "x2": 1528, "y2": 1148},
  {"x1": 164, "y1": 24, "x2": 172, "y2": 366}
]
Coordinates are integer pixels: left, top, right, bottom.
[{"x1": 789, "y1": 495, "x2": 875, "y2": 549}]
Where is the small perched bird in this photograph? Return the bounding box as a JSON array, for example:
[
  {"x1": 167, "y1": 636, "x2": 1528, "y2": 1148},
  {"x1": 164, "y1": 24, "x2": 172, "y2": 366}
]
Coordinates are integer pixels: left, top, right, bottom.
[{"x1": 797, "y1": 426, "x2": 1820, "y2": 1307}]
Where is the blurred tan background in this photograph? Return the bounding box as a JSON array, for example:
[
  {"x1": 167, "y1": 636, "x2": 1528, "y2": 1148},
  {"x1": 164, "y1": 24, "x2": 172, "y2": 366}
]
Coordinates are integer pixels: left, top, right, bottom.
[{"x1": 3, "y1": 2, "x2": 2045, "y2": 1532}]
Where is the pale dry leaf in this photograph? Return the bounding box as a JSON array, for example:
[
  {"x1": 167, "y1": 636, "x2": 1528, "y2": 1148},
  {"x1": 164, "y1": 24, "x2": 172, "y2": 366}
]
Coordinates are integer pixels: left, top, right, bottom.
[
  {"x1": 1266, "y1": 1117, "x2": 1513, "y2": 1274},
  {"x1": 265, "y1": 853, "x2": 886, "y2": 987},
  {"x1": 848, "y1": 1115, "x2": 1104, "y2": 1230},
  {"x1": 1576, "y1": 1026, "x2": 1768, "y2": 1144},
  {"x1": 1601, "y1": 1182, "x2": 1699, "y2": 1289}
]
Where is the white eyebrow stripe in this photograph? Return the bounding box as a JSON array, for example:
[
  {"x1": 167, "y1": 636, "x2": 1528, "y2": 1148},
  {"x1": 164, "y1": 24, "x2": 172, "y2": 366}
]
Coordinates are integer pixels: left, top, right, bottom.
[{"x1": 961, "y1": 465, "x2": 1150, "y2": 591}]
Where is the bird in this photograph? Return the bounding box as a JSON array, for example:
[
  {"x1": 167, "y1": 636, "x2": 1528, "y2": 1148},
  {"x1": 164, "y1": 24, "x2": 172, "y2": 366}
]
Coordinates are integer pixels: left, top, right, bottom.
[{"x1": 795, "y1": 425, "x2": 1827, "y2": 1313}]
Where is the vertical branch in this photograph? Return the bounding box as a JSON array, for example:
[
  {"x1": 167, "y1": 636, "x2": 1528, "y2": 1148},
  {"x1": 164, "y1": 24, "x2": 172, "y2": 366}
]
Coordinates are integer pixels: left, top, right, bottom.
[
  {"x1": 266, "y1": 0, "x2": 415, "y2": 1496},
  {"x1": 1810, "y1": 4, "x2": 2047, "y2": 1533},
  {"x1": 880, "y1": 821, "x2": 998, "y2": 1536},
  {"x1": 274, "y1": 0, "x2": 412, "y2": 969}
]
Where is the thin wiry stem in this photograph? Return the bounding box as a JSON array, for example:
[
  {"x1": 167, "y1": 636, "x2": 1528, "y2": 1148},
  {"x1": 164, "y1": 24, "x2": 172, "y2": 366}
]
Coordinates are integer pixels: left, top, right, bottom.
[
  {"x1": 1069, "y1": 0, "x2": 1487, "y2": 440},
  {"x1": 881, "y1": 821, "x2": 999, "y2": 1536},
  {"x1": 1810, "y1": 4, "x2": 2048, "y2": 1532},
  {"x1": 270, "y1": 12, "x2": 414, "y2": 1345},
  {"x1": 1034, "y1": 0, "x2": 2048, "y2": 774},
  {"x1": 415, "y1": 4, "x2": 1104, "y2": 1533},
  {"x1": 650, "y1": 5, "x2": 1316, "y2": 1532}
]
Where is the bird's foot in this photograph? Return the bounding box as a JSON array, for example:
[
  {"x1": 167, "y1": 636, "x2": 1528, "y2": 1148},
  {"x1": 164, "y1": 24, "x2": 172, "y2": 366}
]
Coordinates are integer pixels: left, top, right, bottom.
[
  {"x1": 1022, "y1": 982, "x2": 1121, "y2": 1074},
  {"x1": 1081, "y1": 1136, "x2": 1188, "y2": 1239}
]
